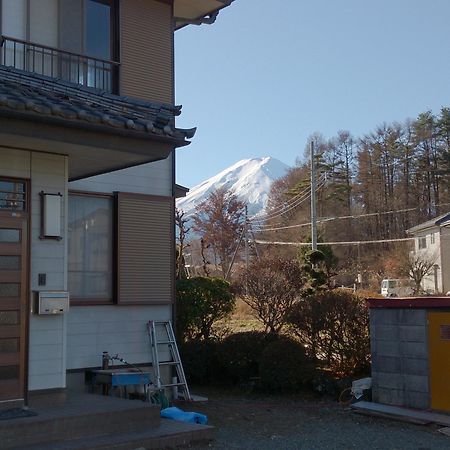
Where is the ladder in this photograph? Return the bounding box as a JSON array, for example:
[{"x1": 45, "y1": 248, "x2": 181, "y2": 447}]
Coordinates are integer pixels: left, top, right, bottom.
[{"x1": 147, "y1": 320, "x2": 192, "y2": 401}]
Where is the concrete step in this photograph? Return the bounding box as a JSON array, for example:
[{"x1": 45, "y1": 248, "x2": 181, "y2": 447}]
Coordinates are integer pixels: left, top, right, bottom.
[
  {"x1": 18, "y1": 419, "x2": 214, "y2": 450},
  {"x1": 0, "y1": 393, "x2": 161, "y2": 449},
  {"x1": 351, "y1": 401, "x2": 450, "y2": 426}
]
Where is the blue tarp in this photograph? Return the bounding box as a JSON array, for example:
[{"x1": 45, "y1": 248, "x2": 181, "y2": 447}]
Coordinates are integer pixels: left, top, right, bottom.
[{"x1": 160, "y1": 406, "x2": 208, "y2": 425}]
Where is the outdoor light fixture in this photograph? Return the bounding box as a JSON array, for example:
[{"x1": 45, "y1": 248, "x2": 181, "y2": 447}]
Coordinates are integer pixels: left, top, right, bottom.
[{"x1": 40, "y1": 191, "x2": 62, "y2": 240}]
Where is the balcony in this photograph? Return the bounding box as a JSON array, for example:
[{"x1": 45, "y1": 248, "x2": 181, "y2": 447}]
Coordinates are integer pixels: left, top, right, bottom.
[{"x1": 0, "y1": 35, "x2": 119, "y2": 94}]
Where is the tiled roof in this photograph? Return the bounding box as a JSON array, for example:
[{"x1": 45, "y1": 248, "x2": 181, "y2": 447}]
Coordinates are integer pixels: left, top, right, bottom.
[{"x1": 0, "y1": 65, "x2": 196, "y2": 144}]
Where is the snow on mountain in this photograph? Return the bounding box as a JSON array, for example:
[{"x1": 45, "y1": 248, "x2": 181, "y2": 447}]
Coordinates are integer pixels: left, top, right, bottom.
[{"x1": 176, "y1": 156, "x2": 290, "y2": 218}]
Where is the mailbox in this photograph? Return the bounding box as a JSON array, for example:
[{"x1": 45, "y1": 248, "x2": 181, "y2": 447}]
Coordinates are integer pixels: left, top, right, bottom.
[{"x1": 37, "y1": 291, "x2": 69, "y2": 315}]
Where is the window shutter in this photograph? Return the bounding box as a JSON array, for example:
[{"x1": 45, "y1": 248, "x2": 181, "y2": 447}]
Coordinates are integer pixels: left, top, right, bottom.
[{"x1": 117, "y1": 193, "x2": 174, "y2": 305}]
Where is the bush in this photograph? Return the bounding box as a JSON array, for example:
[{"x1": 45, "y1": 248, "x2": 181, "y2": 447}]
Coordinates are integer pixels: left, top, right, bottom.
[
  {"x1": 287, "y1": 289, "x2": 370, "y2": 376},
  {"x1": 235, "y1": 258, "x2": 305, "y2": 334},
  {"x1": 259, "y1": 337, "x2": 315, "y2": 393},
  {"x1": 179, "y1": 340, "x2": 225, "y2": 385},
  {"x1": 220, "y1": 331, "x2": 278, "y2": 383},
  {"x1": 176, "y1": 277, "x2": 235, "y2": 342}
]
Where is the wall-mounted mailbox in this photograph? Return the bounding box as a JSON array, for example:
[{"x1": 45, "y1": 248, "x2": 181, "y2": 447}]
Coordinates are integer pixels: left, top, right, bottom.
[{"x1": 37, "y1": 291, "x2": 69, "y2": 315}]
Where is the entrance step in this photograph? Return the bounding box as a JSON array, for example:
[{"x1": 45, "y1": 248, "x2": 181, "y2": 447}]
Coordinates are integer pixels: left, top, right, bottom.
[
  {"x1": 20, "y1": 419, "x2": 214, "y2": 450},
  {"x1": 0, "y1": 393, "x2": 161, "y2": 449}
]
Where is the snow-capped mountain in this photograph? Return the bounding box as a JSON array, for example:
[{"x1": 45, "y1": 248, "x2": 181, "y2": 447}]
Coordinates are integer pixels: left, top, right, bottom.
[{"x1": 176, "y1": 156, "x2": 290, "y2": 218}]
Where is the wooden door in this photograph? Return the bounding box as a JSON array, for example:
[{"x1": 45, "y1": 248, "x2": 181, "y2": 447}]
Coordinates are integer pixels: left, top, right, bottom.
[
  {"x1": 0, "y1": 179, "x2": 28, "y2": 405},
  {"x1": 429, "y1": 312, "x2": 450, "y2": 412}
]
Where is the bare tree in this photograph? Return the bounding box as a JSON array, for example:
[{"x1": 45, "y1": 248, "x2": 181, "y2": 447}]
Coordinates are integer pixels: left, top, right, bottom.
[
  {"x1": 193, "y1": 187, "x2": 245, "y2": 277},
  {"x1": 175, "y1": 208, "x2": 190, "y2": 279},
  {"x1": 407, "y1": 253, "x2": 437, "y2": 294}
]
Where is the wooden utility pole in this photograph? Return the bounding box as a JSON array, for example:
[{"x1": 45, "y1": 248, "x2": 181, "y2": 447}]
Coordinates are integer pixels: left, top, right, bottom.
[
  {"x1": 310, "y1": 141, "x2": 318, "y2": 250},
  {"x1": 245, "y1": 205, "x2": 249, "y2": 270}
]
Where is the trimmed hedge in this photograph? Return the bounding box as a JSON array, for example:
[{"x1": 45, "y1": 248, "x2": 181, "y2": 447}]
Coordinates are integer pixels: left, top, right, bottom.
[
  {"x1": 220, "y1": 331, "x2": 278, "y2": 383},
  {"x1": 259, "y1": 337, "x2": 316, "y2": 393}
]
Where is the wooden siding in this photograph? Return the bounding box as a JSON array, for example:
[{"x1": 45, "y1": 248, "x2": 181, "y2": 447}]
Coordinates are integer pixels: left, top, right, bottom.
[
  {"x1": 120, "y1": 0, "x2": 174, "y2": 103},
  {"x1": 117, "y1": 193, "x2": 174, "y2": 305}
]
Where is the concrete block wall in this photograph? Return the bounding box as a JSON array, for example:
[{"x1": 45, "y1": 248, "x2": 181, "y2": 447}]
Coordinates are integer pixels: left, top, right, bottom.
[{"x1": 370, "y1": 309, "x2": 430, "y2": 409}]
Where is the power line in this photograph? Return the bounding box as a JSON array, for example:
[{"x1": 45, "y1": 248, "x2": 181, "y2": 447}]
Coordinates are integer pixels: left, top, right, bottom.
[
  {"x1": 253, "y1": 202, "x2": 450, "y2": 233},
  {"x1": 249, "y1": 183, "x2": 312, "y2": 221},
  {"x1": 255, "y1": 237, "x2": 415, "y2": 247},
  {"x1": 249, "y1": 174, "x2": 327, "y2": 222},
  {"x1": 249, "y1": 177, "x2": 327, "y2": 224}
]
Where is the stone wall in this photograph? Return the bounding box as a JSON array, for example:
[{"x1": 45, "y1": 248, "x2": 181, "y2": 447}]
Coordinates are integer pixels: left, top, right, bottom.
[{"x1": 370, "y1": 308, "x2": 430, "y2": 409}]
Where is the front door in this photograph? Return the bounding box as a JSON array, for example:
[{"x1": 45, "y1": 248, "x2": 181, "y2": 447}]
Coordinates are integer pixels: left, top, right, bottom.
[{"x1": 0, "y1": 178, "x2": 28, "y2": 405}]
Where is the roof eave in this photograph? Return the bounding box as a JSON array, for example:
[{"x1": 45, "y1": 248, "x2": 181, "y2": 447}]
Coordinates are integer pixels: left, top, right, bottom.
[{"x1": 174, "y1": 0, "x2": 235, "y2": 30}]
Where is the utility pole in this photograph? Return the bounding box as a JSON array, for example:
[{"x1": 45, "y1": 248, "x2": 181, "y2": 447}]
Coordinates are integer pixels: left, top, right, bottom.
[
  {"x1": 245, "y1": 205, "x2": 249, "y2": 270},
  {"x1": 310, "y1": 140, "x2": 317, "y2": 251}
]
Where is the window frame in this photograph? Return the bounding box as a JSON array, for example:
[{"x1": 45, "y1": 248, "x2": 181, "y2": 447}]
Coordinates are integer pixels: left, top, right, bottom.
[
  {"x1": 68, "y1": 190, "x2": 117, "y2": 306},
  {"x1": 83, "y1": 0, "x2": 121, "y2": 93},
  {"x1": 418, "y1": 236, "x2": 427, "y2": 250}
]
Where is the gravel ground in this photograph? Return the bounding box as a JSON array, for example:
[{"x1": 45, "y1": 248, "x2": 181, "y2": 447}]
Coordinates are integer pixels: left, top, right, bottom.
[{"x1": 174, "y1": 389, "x2": 450, "y2": 450}]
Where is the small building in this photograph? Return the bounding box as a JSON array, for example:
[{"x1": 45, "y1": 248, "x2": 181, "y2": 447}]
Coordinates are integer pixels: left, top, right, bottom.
[
  {"x1": 369, "y1": 297, "x2": 450, "y2": 413},
  {"x1": 407, "y1": 212, "x2": 450, "y2": 294}
]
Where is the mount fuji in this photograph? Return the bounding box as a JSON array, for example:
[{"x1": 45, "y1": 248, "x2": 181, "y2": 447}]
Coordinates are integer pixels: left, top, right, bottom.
[{"x1": 176, "y1": 156, "x2": 290, "y2": 218}]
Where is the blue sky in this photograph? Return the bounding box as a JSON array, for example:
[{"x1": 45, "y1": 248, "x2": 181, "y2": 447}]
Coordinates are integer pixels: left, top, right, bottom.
[{"x1": 174, "y1": 0, "x2": 450, "y2": 188}]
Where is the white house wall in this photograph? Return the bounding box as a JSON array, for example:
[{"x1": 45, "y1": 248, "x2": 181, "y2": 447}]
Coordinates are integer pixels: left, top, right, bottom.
[
  {"x1": 69, "y1": 155, "x2": 173, "y2": 196},
  {"x1": 0, "y1": 148, "x2": 68, "y2": 391},
  {"x1": 441, "y1": 226, "x2": 450, "y2": 293},
  {"x1": 1, "y1": 0, "x2": 27, "y2": 39},
  {"x1": 66, "y1": 155, "x2": 174, "y2": 371},
  {"x1": 66, "y1": 305, "x2": 171, "y2": 370},
  {"x1": 414, "y1": 229, "x2": 443, "y2": 293}
]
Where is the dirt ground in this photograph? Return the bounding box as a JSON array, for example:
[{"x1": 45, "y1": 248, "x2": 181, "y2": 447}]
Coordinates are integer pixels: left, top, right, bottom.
[{"x1": 173, "y1": 388, "x2": 450, "y2": 450}]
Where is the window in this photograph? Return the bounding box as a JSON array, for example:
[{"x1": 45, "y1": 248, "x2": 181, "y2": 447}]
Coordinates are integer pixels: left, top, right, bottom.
[
  {"x1": 85, "y1": 0, "x2": 112, "y2": 60},
  {"x1": 58, "y1": 0, "x2": 119, "y2": 92},
  {"x1": 418, "y1": 237, "x2": 427, "y2": 250},
  {"x1": 0, "y1": 180, "x2": 26, "y2": 211},
  {"x1": 431, "y1": 233, "x2": 435, "y2": 245},
  {"x1": 68, "y1": 193, "x2": 114, "y2": 303}
]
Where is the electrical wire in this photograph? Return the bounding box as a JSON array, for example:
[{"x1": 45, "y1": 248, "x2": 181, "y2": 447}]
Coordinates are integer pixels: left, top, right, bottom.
[
  {"x1": 253, "y1": 202, "x2": 450, "y2": 233},
  {"x1": 249, "y1": 177, "x2": 327, "y2": 224},
  {"x1": 254, "y1": 237, "x2": 415, "y2": 246},
  {"x1": 249, "y1": 175, "x2": 325, "y2": 222}
]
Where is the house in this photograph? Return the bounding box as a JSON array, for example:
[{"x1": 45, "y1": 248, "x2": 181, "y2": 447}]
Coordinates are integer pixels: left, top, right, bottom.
[
  {"x1": 407, "y1": 212, "x2": 450, "y2": 294},
  {"x1": 0, "y1": 0, "x2": 235, "y2": 410}
]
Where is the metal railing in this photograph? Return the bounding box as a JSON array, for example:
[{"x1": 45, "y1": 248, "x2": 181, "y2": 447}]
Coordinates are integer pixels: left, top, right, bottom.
[{"x1": 0, "y1": 35, "x2": 120, "y2": 93}]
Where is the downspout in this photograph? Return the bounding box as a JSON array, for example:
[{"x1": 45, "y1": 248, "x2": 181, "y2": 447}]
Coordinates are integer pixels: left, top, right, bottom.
[{"x1": 171, "y1": 3, "x2": 177, "y2": 328}]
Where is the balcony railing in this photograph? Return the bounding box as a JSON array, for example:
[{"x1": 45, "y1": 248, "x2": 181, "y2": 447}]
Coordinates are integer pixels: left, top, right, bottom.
[{"x1": 0, "y1": 35, "x2": 120, "y2": 94}]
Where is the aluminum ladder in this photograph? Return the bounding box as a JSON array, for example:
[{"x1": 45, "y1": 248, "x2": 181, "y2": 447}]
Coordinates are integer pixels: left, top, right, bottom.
[{"x1": 147, "y1": 320, "x2": 192, "y2": 401}]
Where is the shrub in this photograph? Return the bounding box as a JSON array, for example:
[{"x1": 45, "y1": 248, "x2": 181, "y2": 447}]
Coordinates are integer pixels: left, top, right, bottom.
[
  {"x1": 176, "y1": 277, "x2": 235, "y2": 342},
  {"x1": 235, "y1": 258, "x2": 305, "y2": 334},
  {"x1": 287, "y1": 289, "x2": 370, "y2": 376},
  {"x1": 220, "y1": 331, "x2": 278, "y2": 383},
  {"x1": 259, "y1": 337, "x2": 315, "y2": 392},
  {"x1": 179, "y1": 340, "x2": 225, "y2": 385}
]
